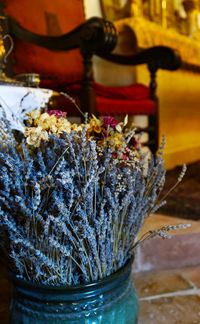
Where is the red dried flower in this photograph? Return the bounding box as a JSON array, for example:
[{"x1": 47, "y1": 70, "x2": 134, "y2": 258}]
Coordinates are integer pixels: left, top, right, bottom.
[{"x1": 102, "y1": 117, "x2": 118, "y2": 130}]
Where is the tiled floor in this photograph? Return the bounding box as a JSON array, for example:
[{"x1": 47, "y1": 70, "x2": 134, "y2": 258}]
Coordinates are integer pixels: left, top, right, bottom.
[{"x1": 134, "y1": 267, "x2": 200, "y2": 324}]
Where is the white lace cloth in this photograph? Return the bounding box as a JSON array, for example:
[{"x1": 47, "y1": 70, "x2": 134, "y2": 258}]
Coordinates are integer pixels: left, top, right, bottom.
[{"x1": 0, "y1": 85, "x2": 53, "y2": 132}]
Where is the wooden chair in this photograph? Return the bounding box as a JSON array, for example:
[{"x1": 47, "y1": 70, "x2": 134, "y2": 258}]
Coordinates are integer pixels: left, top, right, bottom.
[{"x1": 0, "y1": 1, "x2": 181, "y2": 154}]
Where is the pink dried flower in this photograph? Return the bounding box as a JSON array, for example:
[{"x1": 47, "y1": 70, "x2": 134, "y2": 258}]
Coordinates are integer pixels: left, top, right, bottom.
[
  {"x1": 47, "y1": 110, "x2": 67, "y2": 119},
  {"x1": 102, "y1": 117, "x2": 118, "y2": 130}
]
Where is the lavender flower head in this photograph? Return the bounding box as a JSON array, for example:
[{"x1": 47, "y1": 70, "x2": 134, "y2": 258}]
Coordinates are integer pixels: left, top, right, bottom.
[{"x1": 0, "y1": 110, "x2": 188, "y2": 286}]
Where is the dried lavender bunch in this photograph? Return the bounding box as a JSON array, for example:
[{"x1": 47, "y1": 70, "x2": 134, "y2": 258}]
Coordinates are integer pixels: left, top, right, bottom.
[{"x1": 0, "y1": 111, "x2": 188, "y2": 286}]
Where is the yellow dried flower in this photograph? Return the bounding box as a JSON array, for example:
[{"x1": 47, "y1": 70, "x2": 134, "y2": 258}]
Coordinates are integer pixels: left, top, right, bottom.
[
  {"x1": 24, "y1": 127, "x2": 48, "y2": 147},
  {"x1": 56, "y1": 118, "x2": 72, "y2": 134},
  {"x1": 25, "y1": 110, "x2": 42, "y2": 127},
  {"x1": 70, "y1": 124, "x2": 86, "y2": 132},
  {"x1": 34, "y1": 113, "x2": 57, "y2": 130},
  {"x1": 87, "y1": 116, "x2": 102, "y2": 137},
  {"x1": 104, "y1": 133, "x2": 124, "y2": 150},
  {"x1": 49, "y1": 124, "x2": 58, "y2": 134}
]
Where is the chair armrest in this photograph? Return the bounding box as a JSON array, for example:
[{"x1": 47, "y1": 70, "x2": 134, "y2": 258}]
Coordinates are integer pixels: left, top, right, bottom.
[
  {"x1": 97, "y1": 46, "x2": 181, "y2": 72},
  {"x1": 7, "y1": 16, "x2": 117, "y2": 55}
]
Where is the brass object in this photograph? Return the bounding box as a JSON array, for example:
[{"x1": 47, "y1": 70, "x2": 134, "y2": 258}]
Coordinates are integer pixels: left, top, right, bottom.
[
  {"x1": 161, "y1": 0, "x2": 167, "y2": 28},
  {"x1": 47, "y1": 90, "x2": 61, "y2": 110},
  {"x1": 182, "y1": 0, "x2": 200, "y2": 36},
  {"x1": 15, "y1": 73, "x2": 41, "y2": 87},
  {"x1": 147, "y1": 0, "x2": 176, "y2": 28},
  {"x1": 100, "y1": 0, "x2": 132, "y2": 21},
  {"x1": 115, "y1": 16, "x2": 200, "y2": 67},
  {"x1": 0, "y1": 29, "x2": 6, "y2": 76},
  {"x1": 130, "y1": 0, "x2": 144, "y2": 17},
  {"x1": 0, "y1": 20, "x2": 23, "y2": 86},
  {"x1": 101, "y1": 0, "x2": 200, "y2": 39}
]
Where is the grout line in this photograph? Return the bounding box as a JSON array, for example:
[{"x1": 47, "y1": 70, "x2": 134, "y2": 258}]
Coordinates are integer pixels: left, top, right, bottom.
[
  {"x1": 139, "y1": 287, "x2": 200, "y2": 301},
  {"x1": 184, "y1": 277, "x2": 198, "y2": 290}
]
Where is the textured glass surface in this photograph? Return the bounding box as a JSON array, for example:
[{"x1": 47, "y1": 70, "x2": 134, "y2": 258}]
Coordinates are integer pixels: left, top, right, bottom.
[{"x1": 9, "y1": 262, "x2": 139, "y2": 324}]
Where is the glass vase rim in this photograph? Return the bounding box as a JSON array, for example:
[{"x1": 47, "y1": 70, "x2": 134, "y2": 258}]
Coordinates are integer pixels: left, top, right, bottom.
[{"x1": 9, "y1": 256, "x2": 134, "y2": 292}]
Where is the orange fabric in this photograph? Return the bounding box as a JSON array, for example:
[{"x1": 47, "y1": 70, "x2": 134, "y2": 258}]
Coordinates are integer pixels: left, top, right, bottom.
[{"x1": 3, "y1": 0, "x2": 85, "y2": 79}]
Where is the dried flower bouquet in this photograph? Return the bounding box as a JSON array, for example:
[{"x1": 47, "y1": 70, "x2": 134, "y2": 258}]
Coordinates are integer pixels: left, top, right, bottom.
[{"x1": 0, "y1": 109, "x2": 189, "y2": 286}]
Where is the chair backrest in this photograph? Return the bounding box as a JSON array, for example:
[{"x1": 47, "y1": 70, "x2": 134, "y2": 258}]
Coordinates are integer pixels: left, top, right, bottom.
[
  {"x1": 1, "y1": 0, "x2": 85, "y2": 80},
  {"x1": 0, "y1": 2, "x2": 117, "y2": 116}
]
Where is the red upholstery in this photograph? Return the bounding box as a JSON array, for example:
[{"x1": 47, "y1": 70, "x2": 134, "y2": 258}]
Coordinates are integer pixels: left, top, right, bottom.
[
  {"x1": 42, "y1": 79, "x2": 156, "y2": 116},
  {"x1": 92, "y1": 82, "x2": 151, "y2": 101},
  {"x1": 96, "y1": 96, "x2": 156, "y2": 115},
  {"x1": 92, "y1": 82, "x2": 156, "y2": 115}
]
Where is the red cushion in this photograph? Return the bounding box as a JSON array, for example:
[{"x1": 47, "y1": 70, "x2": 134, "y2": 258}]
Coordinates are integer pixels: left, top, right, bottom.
[
  {"x1": 40, "y1": 79, "x2": 156, "y2": 115},
  {"x1": 41, "y1": 79, "x2": 151, "y2": 101},
  {"x1": 96, "y1": 96, "x2": 156, "y2": 115},
  {"x1": 92, "y1": 82, "x2": 151, "y2": 101},
  {"x1": 40, "y1": 78, "x2": 82, "y2": 93}
]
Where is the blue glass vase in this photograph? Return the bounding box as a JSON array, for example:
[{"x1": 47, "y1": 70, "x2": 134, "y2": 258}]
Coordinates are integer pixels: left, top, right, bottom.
[{"x1": 8, "y1": 259, "x2": 139, "y2": 324}]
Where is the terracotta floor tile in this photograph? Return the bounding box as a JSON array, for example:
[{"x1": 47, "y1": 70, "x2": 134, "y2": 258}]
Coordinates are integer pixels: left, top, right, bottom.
[
  {"x1": 132, "y1": 269, "x2": 192, "y2": 298},
  {"x1": 139, "y1": 295, "x2": 200, "y2": 324},
  {"x1": 134, "y1": 232, "x2": 200, "y2": 272},
  {"x1": 138, "y1": 214, "x2": 200, "y2": 238},
  {"x1": 181, "y1": 266, "x2": 200, "y2": 288}
]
